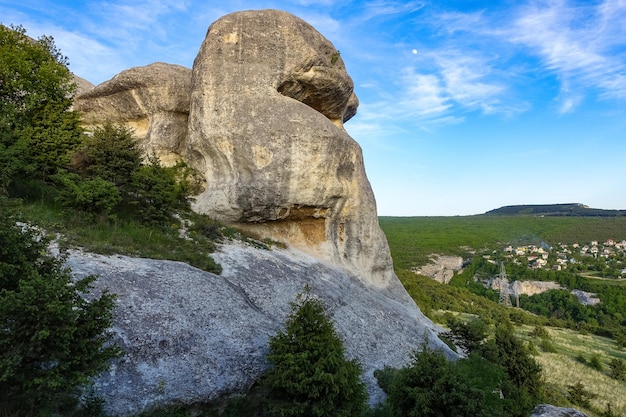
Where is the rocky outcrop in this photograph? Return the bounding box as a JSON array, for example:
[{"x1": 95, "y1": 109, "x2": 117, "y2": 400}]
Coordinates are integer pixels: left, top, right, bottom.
[
  {"x1": 510, "y1": 280, "x2": 563, "y2": 297},
  {"x1": 66, "y1": 243, "x2": 452, "y2": 416},
  {"x1": 74, "y1": 62, "x2": 191, "y2": 166},
  {"x1": 571, "y1": 289, "x2": 601, "y2": 306},
  {"x1": 531, "y1": 404, "x2": 590, "y2": 417},
  {"x1": 413, "y1": 255, "x2": 463, "y2": 284},
  {"x1": 185, "y1": 10, "x2": 392, "y2": 287},
  {"x1": 73, "y1": 10, "x2": 393, "y2": 288}
]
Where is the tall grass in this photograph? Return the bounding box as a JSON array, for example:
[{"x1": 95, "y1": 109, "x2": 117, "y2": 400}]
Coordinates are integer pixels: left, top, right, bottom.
[
  {"x1": 517, "y1": 326, "x2": 626, "y2": 417},
  {"x1": 15, "y1": 198, "x2": 222, "y2": 274}
]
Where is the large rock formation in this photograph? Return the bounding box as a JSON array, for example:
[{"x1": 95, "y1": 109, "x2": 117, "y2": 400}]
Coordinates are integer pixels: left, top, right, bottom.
[
  {"x1": 66, "y1": 243, "x2": 451, "y2": 416},
  {"x1": 74, "y1": 10, "x2": 391, "y2": 288},
  {"x1": 185, "y1": 10, "x2": 391, "y2": 286},
  {"x1": 69, "y1": 9, "x2": 452, "y2": 414},
  {"x1": 74, "y1": 62, "x2": 191, "y2": 166}
]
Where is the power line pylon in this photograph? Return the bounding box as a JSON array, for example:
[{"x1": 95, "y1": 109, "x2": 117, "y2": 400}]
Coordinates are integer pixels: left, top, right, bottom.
[{"x1": 497, "y1": 262, "x2": 512, "y2": 307}]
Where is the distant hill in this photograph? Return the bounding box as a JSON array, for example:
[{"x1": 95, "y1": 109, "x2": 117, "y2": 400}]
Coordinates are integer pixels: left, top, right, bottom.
[{"x1": 485, "y1": 203, "x2": 626, "y2": 217}]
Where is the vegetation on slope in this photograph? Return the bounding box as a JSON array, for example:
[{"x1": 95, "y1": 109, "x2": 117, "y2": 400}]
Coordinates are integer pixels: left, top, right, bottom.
[
  {"x1": 380, "y1": 215, "x2": 626, "y2": 270},
  {"x1": 485, "y1": 203, "x2": 626, "y2": 217},
  {"x1": 382, "y1": 215, "x2": 626, "y2": 417},
  {"x1": 0, "y1": 198, "x2": 120, "y2": 416}
]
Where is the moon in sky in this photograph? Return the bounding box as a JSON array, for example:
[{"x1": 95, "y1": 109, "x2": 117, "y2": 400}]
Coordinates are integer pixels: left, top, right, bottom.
[{"x1": 411, "y1": 49, "x2": 418, "y2": 54}]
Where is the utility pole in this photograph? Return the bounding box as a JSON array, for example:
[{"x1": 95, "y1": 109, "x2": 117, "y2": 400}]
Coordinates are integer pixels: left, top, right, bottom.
[{"x1": 497, "y1": 262, "x2": 512, "y2": 307}]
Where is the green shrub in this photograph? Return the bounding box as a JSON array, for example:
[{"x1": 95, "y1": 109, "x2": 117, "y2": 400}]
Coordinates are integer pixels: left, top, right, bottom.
[
  {"x1": 73, "y1": 122, "x2": 142, "y2": 188},
  {"x1": 444, "y1": 316, "x2": 488, "y2": 354},
  {"x1": 387, "y1": 348, "x2": 504, "y2": 417},
  {"x1": 531, "y1": 325, "x2": 550, "y2": 339},
  {"x1": 261, "y1": 286, "x2": 367, "y2": 417},
  {"x1": 128, "y1": 155, "x2": 193, "y2": 226},
  {"x1": 589, "y1": 353, "x2": 604, "y2": 371},
  {"x1": 0, "y1": 199, "x2": 119, "y2": 414},
  {"x1": 567, "y1": 381, "x2": 596, "y2": 408},
  {"x1": 538, "y1": 338, "x2": 558, "y2": 353},
  {"x1": 54, "y1": 171, "x2": 121, "y2": 220},
  {"x1": 609, "y1": 358, "x2": 626, "y2": 381}
]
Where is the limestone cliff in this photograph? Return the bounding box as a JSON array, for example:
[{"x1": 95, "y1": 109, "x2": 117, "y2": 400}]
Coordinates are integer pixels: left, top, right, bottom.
[
  {"x1": 74, "y1": 62, "x2": 191, "y2": 166},
  {"x1": 185, "y1": 10, "x2": 392, "y2": 287}
]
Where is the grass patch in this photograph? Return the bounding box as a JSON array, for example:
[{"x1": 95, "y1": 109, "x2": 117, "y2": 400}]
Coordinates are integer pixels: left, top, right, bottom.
[
  {"x1": 16, "y1": 198, "x2": 222, "y2": 274},
  {"x1": 517, "y1": 325, "x2": 626, "y2": 416}
]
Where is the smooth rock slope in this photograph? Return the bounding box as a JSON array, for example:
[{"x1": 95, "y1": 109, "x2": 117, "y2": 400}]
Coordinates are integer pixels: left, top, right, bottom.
[{"x1": 67, "y1": 243, "x2": 450, "y2": 416}]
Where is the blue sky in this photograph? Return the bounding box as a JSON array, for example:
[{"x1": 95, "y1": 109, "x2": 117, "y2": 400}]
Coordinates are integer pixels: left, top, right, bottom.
[{"x1": 2, "y1": 0, "x2": 625, "y2": 216}]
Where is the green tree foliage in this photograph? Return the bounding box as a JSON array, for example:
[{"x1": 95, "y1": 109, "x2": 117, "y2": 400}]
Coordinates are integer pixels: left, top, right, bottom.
[
  {"x1": 608, "y1": 358, "x2": 626, "y2": 381},
  {"x1": 386, "y1": 347, "x2": 505, "y2": 417},
  {"x1": 0, "y1": 25, "x2": 82, "y2": 186},
  {"x1": 65, "y1": 123, "x2": 194, "y2": 226},
  {"x1": 567, "y1": 381, "x2": 596, "y2": 408},
  {"x1": 444, "y1": 316, "x2": 488, "y2": 354},
  {"x1": 128, "y1": 155, "x2": 191, "y2": 225},
  {"x1": 261, "y1": 287, "x2": 367, "y2": 417},
  {"x1": 0, "y1": 198, "x2": 119, "y2": 415},
  {"x1": 71, "y1": 122, "x2": 142, "y2": 188},
  {"x1": 53, "y1": 171, "x2": 121, "y2": 220},
  {"x1": 492, "y1": 322, "x2": 545, "y2": 417}
]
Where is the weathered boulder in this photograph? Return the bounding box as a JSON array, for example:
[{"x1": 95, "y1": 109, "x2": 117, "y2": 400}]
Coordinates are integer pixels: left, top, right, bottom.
[
  {"x1": 531, "y1": 404, "x2": 590, "y2": 417},
  {"x1": 66, "y1": 242, "x2": 452, "y2": 416},
  {"x1": 73, "y1": 62, "x2": 191, "y2": 166},
  {"x1": 186, "y1": 10, "x2": 393, "y2": 286}
]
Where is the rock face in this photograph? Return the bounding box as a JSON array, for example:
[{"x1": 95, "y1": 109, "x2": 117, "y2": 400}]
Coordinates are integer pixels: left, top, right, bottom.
[
  {"x1": 185, "y1": 10, "x2": 391, "y2": 286},
  {"x1": 531, "y1": 404, "x2": 590, "y2": 417},
  {"x1": 73, "y1": 10, "x2": 393, "y2": 287},
  {"x1": 71, "y1": 74, "x2": 94, "y2": 96},
  {"x1": 510, "y1": 280, "x2": 564, "y2": 297},
  {"x1": 413, "y1": 255, "x2": 464, "y2": 284},
  {"x1": 66, "y1": 243, "x2": 452, "y2": 416},
  {"x1": 74, "y1": 62, "x2": 191, "y2": 166}
]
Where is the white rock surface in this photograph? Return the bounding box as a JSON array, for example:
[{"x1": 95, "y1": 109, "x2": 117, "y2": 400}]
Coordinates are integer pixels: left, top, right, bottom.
[
  {"x1": 413, "y1": 255, "x2": 464, "y2": 284},
  {"x1": 67, "y1": 242, "x2": 453, "y2": 416},
  {"x1": 531, "y1": 404, "x2": 590, "y2": 417}
]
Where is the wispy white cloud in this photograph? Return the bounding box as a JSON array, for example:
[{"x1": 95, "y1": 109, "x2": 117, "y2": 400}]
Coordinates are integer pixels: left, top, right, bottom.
[
  {"x1": 508, "y1": 0, "x2": 626, "y2": 111},
  {"x1": 433, "y1": 52, "x2": 505, "y2": 114},
  {"x1": 429, "y1": 10, "x2": 486, "y2": 36},
  {"x1": 357, "y1": 0, "x2": 425, "y2": 22}
]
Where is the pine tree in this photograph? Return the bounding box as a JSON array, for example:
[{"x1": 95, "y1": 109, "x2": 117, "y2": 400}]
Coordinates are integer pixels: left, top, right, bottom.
[
  {"x1": 0, "y1": 198, "x2": 119, "y2": 414},
  {"x1": 262, "y1": 286, "x2": 367, "y2": 417}
]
